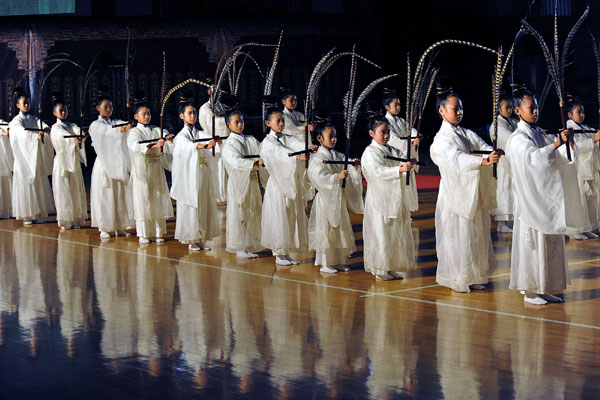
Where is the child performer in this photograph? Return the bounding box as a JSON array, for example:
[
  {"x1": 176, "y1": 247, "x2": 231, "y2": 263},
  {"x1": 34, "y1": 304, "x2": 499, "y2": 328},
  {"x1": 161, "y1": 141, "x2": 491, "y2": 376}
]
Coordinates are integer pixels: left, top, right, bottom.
[
  {"x1": 308, "y1": 122, "x2": 363, "y2": 274},
  {"x1": 8, "y1": 91, "x2": 55, "y2": 225},
  {"x1": 361, "y1": 115, "x2": 415, "y2": 280},
  {"x1": 89, "y1": 90, "x2": 133, "y2": 238},
  {"x1": 126, "y1": 102, "x2": 174, "y2": 244},
  {"x1": 199, "y1": 92, "x2": 235, "y2": 205},
  {"x1": 430, "y1": 90, "x2": 501, "y2": 292},
  {"x1": 566, "y1": 99, "x2": 600, "y2": 239},
  {"x1": 0, "y1": 119, "x2": 13, "y2": 218},
  {"x1": 259, "y1": 106, "x2": 317, "y2": 265},
  {"x1": 489, "y1": 93, "x2": 519, "y2": 233},
  {"x1": 383, "y1": 91, "x2": 421, "y2": 211},
  {"x1": 221, "y1": 110, "x2": 263, "y2": 258},
  {"x1": 50, "y1": 96, "x2": 88, "y2": 230},
  {"x1": 281, "y1": 88, "x2": 314, "y2": 141},
  {"x1": 171, "y1": 100, "x2": 220, "y2": 251},
  {"x1": 507, "y1": 89, "x2": 580, "y2": 304}
]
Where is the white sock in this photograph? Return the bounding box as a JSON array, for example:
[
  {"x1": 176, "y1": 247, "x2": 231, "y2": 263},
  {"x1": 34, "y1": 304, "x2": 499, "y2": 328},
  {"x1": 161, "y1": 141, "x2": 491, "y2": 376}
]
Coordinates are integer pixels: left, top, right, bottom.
[
  {"x1": 100, "y1": 231, "x2": 110, "y2": 239},
  {"x1": 376, "y1": 274, "x2": 394, "y2": 281},
  {"x1": 285, "y1": 255, "x2": 299, "y2": 265},
  {"x1": 155, "y1": 238, "x2": 165, "y2": 243},
  {"x1": 139, "y1": 237, "x2": 150, "y2": 244},
  {"x1": 189, "y1": 243, "x2": 201, "y2": 251},
  {"x1": 583, "y1": 231, "x2": 599, "y2": 239},
  {"x1": 61, "y1": 225, "x2": 72, "y2": 231},
  {"x1": 497, "y1": 221, "x2": 513, "y2": 233},
  {"x1": 236, "y1": 251, "x2": 254, "y2": 259}
]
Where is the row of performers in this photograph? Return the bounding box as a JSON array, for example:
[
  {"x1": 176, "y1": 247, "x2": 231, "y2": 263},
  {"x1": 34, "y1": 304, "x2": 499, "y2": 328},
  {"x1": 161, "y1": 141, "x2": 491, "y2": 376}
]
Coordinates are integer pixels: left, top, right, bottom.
[{"x1": 0, "y1": 86, "x2": 597, "y2": 305}]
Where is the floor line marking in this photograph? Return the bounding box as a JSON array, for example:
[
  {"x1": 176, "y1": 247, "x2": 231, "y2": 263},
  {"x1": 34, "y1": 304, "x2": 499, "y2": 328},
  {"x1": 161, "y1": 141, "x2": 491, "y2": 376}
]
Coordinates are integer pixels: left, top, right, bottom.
[
  {"x1": 569, "y1": 257, "x2": 600, "y2": 266},
  {"x1": 3, "y1": 228, "x2": 600, "y2": 331}
]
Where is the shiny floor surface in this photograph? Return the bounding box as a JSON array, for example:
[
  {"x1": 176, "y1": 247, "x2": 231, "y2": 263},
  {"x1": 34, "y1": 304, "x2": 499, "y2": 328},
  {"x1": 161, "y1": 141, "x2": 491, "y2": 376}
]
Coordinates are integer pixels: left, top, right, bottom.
[{"x1": 1, "y1": 191, "x2": 599, "y2": 399}]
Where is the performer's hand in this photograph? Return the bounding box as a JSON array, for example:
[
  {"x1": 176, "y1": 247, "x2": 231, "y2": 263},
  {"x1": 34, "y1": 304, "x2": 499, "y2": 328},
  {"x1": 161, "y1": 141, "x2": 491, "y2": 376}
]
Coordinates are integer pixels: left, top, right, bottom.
[
  {"x1": 37, "y1": 133, "x2": 44, "y2": 140},
  {"x1": 339, "y1": 170, "x2": 349, "y2": 180},
  {"x1": 121, "y1": 123, "x2": 132, "y2": 133},
  {"x1": 309, "y1": 145, "x2": 318, "y2": 153},
  {"x1": 412, "y1": 137, "x2": 421, "y2": 146},
  {"x1": 399, "y1": 162, "x2": 414, "y2": 173},
  {"x1": 297, "y1": 152, "x2": 310, "y2": 161},
  {"x1": 43, "y1": 127, "x2": 50, "y2": 134},
  {"x1": 0, "y1": 129, "x2": 8, "y2": 136},
  {"x1": 204, "y1": 139, "x2": 217, "y2": 149},
  {"x1": 165, "y1": 134, "x2": 174, "y2": 142},
  {"x1": 153, "y1": 139, "x2": 165, "y2": 148},
  {"x1": 495, "y1": 148, "x2": 505, "y2": 156},
  {"x1": 258, "y1": 158, "x2": 264, "y2": 166},
  {"x1": 352, "y1": 158, "x2": 360, "y2": 169},
  {"x1": 308, "y1": 123, "x2": 315, "y2": 132},
  {"x1": 481, "y1": 151, "x2": 500, "y2": 165},
  {"x1": 74, "y1": 138, "x2": 82, "y2": 145},
  {"x1": 594, "y1": 130, "x2": 600, "y2": 143}
]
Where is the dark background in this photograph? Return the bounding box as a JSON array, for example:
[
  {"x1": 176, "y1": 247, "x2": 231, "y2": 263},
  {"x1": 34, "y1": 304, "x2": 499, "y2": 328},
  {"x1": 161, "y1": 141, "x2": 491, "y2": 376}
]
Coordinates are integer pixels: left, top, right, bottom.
[{"x1": 0, "y1": 0, "x2": 598, "y2": 159}]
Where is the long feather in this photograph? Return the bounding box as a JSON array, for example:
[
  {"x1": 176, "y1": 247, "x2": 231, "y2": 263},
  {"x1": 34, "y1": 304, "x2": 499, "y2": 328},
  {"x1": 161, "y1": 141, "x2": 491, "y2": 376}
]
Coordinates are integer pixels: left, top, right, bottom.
[
  {"x1": 520, "y1": 19, "x2": 562, "y2": 102},
  {"x1": 160, "y1": 78, "x2": 211, "y2": 117},
  {"x1": 559, "y1": 4, "x2": 589, "y2": 85},
  {"x1": 160, "y1": 51, "x2": 167, "y2": 102},
  {"x1": 124, "y1": 26, "x2": 131, "y2": 115},
  {"x1": 234, "y1": 51, "x2": 264, "y2": 96},
  {"x1": 263, "y1": 30, "x2": 284, "y2": 97},
  {"x1": 554, "y1": 0, "x2": 559, "y2": 70},
  {"x1": 344, "y1": 46, "x2": 358, "y2": 139},
  {"x1": 304, "y1": 48, "x2": 336, "y2": 118},
  {"x1": 406, "y1": 53, "x2": 411, "y2": 121},
  {"x1": 350, "y1": 74, "x2": 398, "y2": 131},
  {"x1": 590, "y1": 30, "x2": 600, "y2": 119},
  {"x1": 538, "y1": 73, "x2": 553, "y2": 113}
]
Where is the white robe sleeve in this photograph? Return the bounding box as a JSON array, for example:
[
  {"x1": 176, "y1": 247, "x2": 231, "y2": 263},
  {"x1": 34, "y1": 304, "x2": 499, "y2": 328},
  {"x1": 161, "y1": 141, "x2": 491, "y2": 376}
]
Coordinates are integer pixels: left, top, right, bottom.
[
  {"x1": 9, "y1": 119, "x2": 40, "y2": 183},
  {"x1": 361, "y1": 144, "x2": 404, "y2": 218},
  {"x1": 308, "y1": 151, "x2": 343, "y2": 227},
  {"x1": 51, "y1": 123, "x2": 80, "y2": 174},
  {"x1": 260, "y1": 135, "x2": 304, "y2": 199},
  {"x1": 170, "y1": 129, "x2": 203, "y2": 208},
  {"x1": 89, "y1": 120, "x2": 129, "y2": 181}
]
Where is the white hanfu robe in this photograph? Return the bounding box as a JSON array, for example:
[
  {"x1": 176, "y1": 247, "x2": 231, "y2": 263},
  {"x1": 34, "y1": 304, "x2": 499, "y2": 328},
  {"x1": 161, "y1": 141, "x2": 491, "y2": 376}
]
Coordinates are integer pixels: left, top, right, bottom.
[
  {"x1": 199, "y1": 101, "x2": 229, "y2": 204},
  {"x1": 50, "y1": 119, "x2": 88, "y2": 228},
  {"x1": 282, "y1": 107, "x2": 306, "y2": 141},
  {"x1": 507, "y1": 120, "x2": 586, "y2": 293},
  {"x1": 430, "y1": 121, "x2": 497, "y2": 292},
  {"x1": 0, "y1": 119, "x2": 14, "y2": 218},
  {"x1": 126, "y1": 124, "x2": 174, "y2": 239},
  {"x1": 308, "y1": 146, "x2": 364, "y2": 268},
  {"x1": 568, "y1": 119, "x2": 600, "y2": 231},
  {"x1": 8, "y1": 112, "x2": 55, "y2": 221},
  {"x1": 89, "y1": 116, "x2": 133, "y2": 232},
  {"x1": 221, "y1": 133, "x2": 263, "y2": 253},
  {"x1": 385, "y1": 112, "x2": 419, "y2": 211},
  {"x1": 259, "y1": 130, "x2": 309, "y2": 255},
  {"x1": 361, "y1": 141, "x2": 415, "y2": 276},
  {"x1": 170, "y1": 125, "x2": 220, "y2": 244},
  {"x1": 489, "y1": 115, "x2": 518, "y2": 221}
]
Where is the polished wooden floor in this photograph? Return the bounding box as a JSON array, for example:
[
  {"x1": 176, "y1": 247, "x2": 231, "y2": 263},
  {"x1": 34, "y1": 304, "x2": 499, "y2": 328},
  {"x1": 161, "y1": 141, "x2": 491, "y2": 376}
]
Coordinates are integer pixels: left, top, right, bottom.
[{"x1": 0, "y1": 190, "x2": 599, "y2": 399}]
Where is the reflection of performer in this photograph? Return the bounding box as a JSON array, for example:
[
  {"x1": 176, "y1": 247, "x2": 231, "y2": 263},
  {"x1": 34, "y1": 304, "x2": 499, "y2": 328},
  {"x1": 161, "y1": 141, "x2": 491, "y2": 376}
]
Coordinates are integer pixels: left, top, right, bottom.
[
  {"x1": 93, "y1": 243, "x2": 137, "y2": 370},
  {"x1": 365, "y1": 290, "x2": 420, "y2": 399},
  {"x1": 134, "y1": 247, "x2": 176, "y2": 377},
  {"x1": 228, "y1": 267, "x2": 270, "y2": 395},
  {"x1": 56, "y1": 237, "x2": 91, "y2": 358},
  {"x1": 14, "y1": 231, "x2": 57, "y2": 356},
  {"x1": 175, "y1": 260, "x2": 232, "y2": 388},
  {"x1": 0, "y1": 234, "x2": 17, "y2": 346}
]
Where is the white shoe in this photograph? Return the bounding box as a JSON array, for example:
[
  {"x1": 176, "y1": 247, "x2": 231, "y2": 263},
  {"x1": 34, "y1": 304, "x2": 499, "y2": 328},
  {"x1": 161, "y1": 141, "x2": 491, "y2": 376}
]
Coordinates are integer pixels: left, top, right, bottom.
[
  {"x1": 376, "y1": 274, "x2": 394, "y2": 281},
  {"x1": 524, "y1": 294, "x2": 548, "y2": 305},
  {"x1": 61, "y1": 225, "x2": 72, "y2": 231},
  {"x1": 196, "y1": 241, "x2": 210, "y2": 250},
  {"x1": 539, "y1": 293, "x2": 563, "y2": 303},
  {"x1": 189, "y1": 243, "x2": 201, "y2": 251},
  {"x1": 285, "y1": 255, "x2": 300, "y2": 265},
  {"x1": 388, "y1": 271, "x2": 405, "y2": 280},
  {"x1": 139, "y1": 237, "x2": 150, "y2": 244},
  {"x1": 155, "y1": 238, "x2": 165, "y2": 243},
  {"x1": 568, "y1": 233, "x2": 588, "y2": 240},
  {"x1": 244, "y1": 251, "x2": 259, "y2": 258},
  {"x1": 497, "y1": 222, "x2": 513, "y2": 233},
  {"x1": 236, "y1": 251, "x2": 255, "y2": 259},
  {"x1": 276, "y1": 256, "x2": 293, "y2": 266},
  {"x1": 334, "y1": 265, "x2": 351, "y2": 272},
  {"x1": 100, "y1": 231, "x2": 110, "y2": 239},
  {"x1": 116, "y1": 230, "x2": 131, "y2": 237},
  {"x1": 469, "y1": 284, "x2": 486, "y2": 290},
  {"x1": 73, "y1": 226, "x2": 81, "y2": 229},
  {"x1": 583, "y1": 231, "x2": 599, "y2": 239},
  {"x1": 23, "y1": 220, "x2": 33, "y2": 226},
  {"x1": 320, "y1": 265, "x2": 337, "y2": 274}
]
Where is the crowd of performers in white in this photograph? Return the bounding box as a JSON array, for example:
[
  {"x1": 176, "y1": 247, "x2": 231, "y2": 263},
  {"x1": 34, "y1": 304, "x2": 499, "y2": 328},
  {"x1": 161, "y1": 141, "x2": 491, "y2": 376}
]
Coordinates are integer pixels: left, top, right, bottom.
[{"x1": 0, "y1": 84, "x2": 598, "y2": 306}]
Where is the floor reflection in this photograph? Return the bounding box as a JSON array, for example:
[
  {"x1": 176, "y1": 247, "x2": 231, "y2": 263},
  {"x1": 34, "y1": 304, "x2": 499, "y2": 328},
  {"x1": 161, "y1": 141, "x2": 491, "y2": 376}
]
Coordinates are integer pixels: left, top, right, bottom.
[{"x1": 0, "y1": 226, "x2": 599, "y2": 399}]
